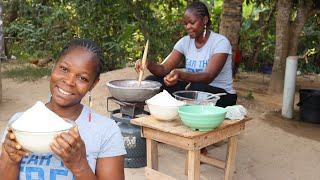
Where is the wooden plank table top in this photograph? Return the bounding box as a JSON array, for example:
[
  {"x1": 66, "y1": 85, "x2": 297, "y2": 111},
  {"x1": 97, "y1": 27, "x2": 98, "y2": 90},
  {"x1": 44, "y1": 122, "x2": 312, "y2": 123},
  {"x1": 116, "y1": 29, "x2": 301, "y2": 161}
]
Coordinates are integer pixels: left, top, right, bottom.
[{"x1": 131, "y1": 115, "x2": 252, "y2": 138}]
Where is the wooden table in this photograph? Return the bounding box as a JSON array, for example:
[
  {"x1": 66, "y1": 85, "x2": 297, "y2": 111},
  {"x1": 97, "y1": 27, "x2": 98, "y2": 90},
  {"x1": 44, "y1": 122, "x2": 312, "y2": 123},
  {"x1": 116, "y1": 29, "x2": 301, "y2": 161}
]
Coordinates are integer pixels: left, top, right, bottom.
[{"x1": 131, "y1": 116, "x2": 251, "y2": 180}]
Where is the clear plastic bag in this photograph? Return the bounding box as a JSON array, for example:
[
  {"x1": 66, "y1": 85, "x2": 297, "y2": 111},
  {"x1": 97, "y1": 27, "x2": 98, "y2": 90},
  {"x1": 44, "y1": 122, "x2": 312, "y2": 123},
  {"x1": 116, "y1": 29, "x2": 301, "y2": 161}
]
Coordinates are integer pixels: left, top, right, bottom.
[{"x1": 225, "y1": 105, "x2": 248, "y2": 120}]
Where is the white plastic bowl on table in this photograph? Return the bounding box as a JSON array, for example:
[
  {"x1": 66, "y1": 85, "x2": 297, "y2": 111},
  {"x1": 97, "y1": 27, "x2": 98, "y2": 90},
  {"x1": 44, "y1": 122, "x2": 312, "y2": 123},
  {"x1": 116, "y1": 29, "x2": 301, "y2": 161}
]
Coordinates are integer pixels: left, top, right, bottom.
[
  {"x1": 146, "y1": 100, "x2": 185, "y2": 121},
  {"x1": 8, "y1": 119, "x2": 76, "y2": 153}
]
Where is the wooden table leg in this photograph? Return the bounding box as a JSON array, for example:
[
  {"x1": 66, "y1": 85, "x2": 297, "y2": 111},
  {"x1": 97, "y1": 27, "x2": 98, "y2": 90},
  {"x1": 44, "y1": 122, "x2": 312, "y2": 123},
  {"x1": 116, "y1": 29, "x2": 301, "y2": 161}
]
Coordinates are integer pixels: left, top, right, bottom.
[
  {"x1": 184, "y1": 152, "x2": 188, "y2": 175},
  {"x1": 146, "y1": 138, "x2": 158, "y2": 170},
  {"x1": 187, "y1": 150, "x2": 200, "y2": 180},
  {"x1": 224, "y1": 135, "x2": 238, "y2": 180}
]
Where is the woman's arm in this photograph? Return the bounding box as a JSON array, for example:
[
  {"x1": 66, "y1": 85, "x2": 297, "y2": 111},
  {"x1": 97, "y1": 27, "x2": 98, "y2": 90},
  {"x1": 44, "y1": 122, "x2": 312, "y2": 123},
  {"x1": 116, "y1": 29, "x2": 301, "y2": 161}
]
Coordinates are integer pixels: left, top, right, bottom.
[
  {"x1": 95, "y1": 156, "x2": 125, "y2": 180},
  {"x1": 51, "y1": 126, "x2": 125, "y2": 180},
  {"x1": 68, "y1": 156, "x2": 125, "y2": 180},
  {"x1": 0, "y1": 146, "x2": 20, "y2": 179},
  {"x1": 135, "y1": 49, "x2": 184, "y2": 78},
  {"x1": 51, "y1": 127, "x2": 97, "y2": 179},
  {"x1": 164, "y1": 53, "x2": 228, "y2": 86},
  {"x1": 149, "y1": 49, "x2": 184, "y2": 77},
  {"x1": 0, "y1": 128, "x2": 27, "y2": 180}
]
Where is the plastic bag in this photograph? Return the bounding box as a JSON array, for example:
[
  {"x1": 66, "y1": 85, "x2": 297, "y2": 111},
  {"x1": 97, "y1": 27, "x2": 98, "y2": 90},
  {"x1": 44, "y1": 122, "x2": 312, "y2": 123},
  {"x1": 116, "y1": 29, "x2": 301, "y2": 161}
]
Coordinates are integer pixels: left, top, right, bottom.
[{"x1": 225, "y1": 105, "x2": 248, "y2": 120}]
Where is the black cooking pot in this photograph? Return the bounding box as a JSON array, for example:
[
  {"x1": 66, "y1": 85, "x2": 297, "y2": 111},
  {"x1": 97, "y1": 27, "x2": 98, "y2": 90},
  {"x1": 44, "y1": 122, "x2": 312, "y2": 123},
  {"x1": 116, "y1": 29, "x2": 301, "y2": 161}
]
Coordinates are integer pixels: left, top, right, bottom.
[{"x1": 297, "y1": 89, "x2": 320, "y2": 124}]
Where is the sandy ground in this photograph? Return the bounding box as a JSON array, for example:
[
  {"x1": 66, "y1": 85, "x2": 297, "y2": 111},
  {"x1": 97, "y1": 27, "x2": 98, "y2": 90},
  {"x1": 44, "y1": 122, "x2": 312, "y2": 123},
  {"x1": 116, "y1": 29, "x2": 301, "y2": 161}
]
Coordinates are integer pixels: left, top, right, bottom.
[{"x1": 1, "y1": 66, "x2": 320, "y2": 180}]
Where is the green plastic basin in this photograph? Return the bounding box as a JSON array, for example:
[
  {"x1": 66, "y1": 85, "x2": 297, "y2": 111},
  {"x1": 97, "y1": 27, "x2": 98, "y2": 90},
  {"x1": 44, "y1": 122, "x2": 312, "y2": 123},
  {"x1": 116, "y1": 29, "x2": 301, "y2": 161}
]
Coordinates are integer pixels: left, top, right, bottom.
[{"x1": 178, "y1": 105, "x2": 227, "y2": 132}]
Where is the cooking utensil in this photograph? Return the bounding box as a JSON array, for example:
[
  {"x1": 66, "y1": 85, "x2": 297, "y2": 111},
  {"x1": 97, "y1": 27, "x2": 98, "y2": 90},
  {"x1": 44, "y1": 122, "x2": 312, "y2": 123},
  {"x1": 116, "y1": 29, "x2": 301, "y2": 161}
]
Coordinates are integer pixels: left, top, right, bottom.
[
  {"x1": 207, "y1": 93, "x2": 227, "y2": 99},
  {"x1": 107, "y1": 79, "x2": 161, "y2": 102},
  {"x1": 138, "y1": 40, "x2": 149, "y2": 87}
]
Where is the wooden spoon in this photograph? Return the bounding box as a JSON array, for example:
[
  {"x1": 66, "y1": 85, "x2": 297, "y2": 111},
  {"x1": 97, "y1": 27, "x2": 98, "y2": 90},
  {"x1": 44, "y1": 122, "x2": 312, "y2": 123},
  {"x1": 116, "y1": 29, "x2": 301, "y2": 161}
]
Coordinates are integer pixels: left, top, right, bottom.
[{"x1": 138, "y1": 40, "x2": 149, "y2": 87}]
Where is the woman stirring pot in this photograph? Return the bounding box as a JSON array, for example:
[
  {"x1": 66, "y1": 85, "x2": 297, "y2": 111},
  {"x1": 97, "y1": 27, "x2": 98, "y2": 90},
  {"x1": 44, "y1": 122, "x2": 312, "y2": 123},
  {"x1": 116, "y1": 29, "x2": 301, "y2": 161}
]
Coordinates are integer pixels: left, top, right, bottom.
[{"x1": 135, "y1": 1, "x2": 237, "y2": 108}]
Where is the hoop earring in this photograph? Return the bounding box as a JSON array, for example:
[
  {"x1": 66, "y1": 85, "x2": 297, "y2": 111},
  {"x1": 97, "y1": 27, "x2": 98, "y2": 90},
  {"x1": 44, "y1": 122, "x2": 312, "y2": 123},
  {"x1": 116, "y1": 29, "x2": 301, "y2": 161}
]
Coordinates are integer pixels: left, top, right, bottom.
[
  {"x1": 88, "y1": 91, "x2": 92, "y2": 122},
  {"x1": 203, "y1": 24, "x2": 207, "y2": 38}
]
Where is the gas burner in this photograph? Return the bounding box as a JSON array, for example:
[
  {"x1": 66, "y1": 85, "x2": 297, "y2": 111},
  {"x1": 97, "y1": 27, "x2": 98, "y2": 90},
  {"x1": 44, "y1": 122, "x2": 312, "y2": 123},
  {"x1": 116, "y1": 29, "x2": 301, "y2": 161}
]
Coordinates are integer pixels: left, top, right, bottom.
[{"x1": 107, "y1": 97, "x2": 149, "y2": 118}]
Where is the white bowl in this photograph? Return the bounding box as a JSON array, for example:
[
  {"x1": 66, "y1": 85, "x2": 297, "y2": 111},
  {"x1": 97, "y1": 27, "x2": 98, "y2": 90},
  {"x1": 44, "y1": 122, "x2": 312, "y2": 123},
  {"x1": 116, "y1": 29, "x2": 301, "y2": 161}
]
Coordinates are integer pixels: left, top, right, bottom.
[
  {"x1": 8, "y1": 119, "x2": 76, "y2": 153},
  {"x1": 146, "y1": 100, "x2": 185, "y2": 121}
]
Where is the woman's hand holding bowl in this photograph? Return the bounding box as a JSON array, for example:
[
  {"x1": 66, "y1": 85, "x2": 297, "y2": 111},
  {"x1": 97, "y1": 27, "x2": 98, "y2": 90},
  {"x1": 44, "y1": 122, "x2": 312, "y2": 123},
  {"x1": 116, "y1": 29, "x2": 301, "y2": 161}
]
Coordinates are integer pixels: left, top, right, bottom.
[
  {"x1": 3, "y1": 127, "x2": 29, "y2": 163},
  {"x1": 50, "y1": 126, "x2": 89, "y2": 176}
]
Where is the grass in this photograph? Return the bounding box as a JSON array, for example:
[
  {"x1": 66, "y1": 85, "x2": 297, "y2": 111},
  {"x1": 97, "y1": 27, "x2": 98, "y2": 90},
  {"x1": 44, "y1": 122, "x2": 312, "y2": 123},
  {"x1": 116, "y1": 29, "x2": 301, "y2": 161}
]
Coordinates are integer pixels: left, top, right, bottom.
[
  {"x1": 1, "y1": 66, "x2": 51, "y2": 81},
  {"x1": 244, "y1": 90, "x2": 255, "y2": 100}
]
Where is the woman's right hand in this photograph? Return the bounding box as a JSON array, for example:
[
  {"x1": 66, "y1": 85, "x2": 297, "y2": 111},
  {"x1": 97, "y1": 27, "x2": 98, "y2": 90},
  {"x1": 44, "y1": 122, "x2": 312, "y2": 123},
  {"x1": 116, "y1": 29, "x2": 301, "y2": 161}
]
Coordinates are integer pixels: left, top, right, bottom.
[
  {"x1": 3, "y1": 127, "x2": 29, "y2": 163},
  {"x1": 134, "y1": 59, "x2": 149, "y2": 73}
]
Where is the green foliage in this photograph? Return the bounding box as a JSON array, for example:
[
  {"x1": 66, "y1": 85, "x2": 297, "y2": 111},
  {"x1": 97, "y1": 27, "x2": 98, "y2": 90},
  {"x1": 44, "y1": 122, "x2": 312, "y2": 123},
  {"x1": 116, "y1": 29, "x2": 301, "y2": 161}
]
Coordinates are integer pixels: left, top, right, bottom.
[
  {"x1": 242, "y1": 1, "x2": 253, "y2": 18},
  {"x1": 245, "y1": 90, "x2": 255, "y2": 100},
  {"x1": 240, "y1": 0, "x2": 320, "y2": 74},
  {"x1": 297, "y1": 15, "x2": 320, "y2": 74},
  {"x1": 2, "y1": 0, "x2": 320, "y2": 76},
  {"x1": 4, "y1": 1, "x2": 75, "y2": 61},
  {"x1": 1, "y1": 0, "x2": 257, "y2": 73},
  {"x1": 239, "y1": 3, "x2": 276, "y2": 71},
  {"x1": 4, "y1": 0, "x2": 187, "y2": 71},
  {"x1": 2, "y1": 66, "x2": 51, "y2": 81},
  {"x1": 210, "y1": 1, "x2": 222, "y2": 32}
]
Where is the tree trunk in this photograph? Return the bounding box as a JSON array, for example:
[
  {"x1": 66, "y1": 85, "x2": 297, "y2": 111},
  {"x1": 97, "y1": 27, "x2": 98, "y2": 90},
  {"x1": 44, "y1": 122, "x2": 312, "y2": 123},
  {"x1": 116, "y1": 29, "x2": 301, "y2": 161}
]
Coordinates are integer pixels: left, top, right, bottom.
[
  {"x1": 219, "y1": 0, "x2": 243, "y2": 64},
  {"x1": 288, "y1": 0, "x2": 314, "y2": 56},
  {"x1": 269, "y1": 0, "x2": 292, "y2": 94},
  {"x1": 0, "y1": 0, "x2": 4, "y2": 103},
  {"x1": 9, "y1": 0, "x2": 19, "y2": 21}
]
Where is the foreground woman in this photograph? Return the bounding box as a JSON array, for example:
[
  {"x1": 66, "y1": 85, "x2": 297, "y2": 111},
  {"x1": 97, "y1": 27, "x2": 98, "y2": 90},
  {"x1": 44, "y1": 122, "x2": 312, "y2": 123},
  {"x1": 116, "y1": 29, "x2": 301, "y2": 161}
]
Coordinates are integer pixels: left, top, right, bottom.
[{"x1": 0, "y1": 39, "x2": 126, "y2": 180}]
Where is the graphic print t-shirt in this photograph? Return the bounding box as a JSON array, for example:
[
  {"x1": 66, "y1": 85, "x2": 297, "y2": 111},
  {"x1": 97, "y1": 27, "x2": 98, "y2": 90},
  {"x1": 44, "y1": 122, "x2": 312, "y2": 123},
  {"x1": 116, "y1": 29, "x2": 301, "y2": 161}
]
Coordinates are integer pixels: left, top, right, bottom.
[
  {"x1": 174, "y1": 31, "x2": 236, "y2": 94},
  {"x1": 1, "y1": 106, "x2": 126, "y2": 180}
]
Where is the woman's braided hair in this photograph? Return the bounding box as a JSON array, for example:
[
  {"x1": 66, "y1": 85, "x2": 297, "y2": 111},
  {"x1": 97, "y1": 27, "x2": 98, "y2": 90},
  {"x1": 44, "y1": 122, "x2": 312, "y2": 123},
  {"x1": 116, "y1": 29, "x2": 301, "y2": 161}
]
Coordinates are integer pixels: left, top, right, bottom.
[
  {"x1": 186, "y1": 1, "x2": 212, "y2": 27},
  {"x1": 58, "y1": 39, "x2": 105, "y2": 78}
]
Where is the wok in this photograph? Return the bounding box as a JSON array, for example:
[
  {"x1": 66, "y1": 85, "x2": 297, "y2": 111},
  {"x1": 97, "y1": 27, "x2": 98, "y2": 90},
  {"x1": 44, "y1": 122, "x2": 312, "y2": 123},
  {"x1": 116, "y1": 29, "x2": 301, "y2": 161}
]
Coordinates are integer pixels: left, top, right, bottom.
[{"x1": 107, "y1": 79, "x2": 162, "y2": 102}]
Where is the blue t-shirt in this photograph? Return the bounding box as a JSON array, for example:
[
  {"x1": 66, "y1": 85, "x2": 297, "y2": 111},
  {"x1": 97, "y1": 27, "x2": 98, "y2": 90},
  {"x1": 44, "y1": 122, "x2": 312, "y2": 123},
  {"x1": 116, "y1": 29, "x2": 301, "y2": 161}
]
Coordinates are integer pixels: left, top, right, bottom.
[{"x1": 1, "y1": 105, "x2": 126, "y2": 180}]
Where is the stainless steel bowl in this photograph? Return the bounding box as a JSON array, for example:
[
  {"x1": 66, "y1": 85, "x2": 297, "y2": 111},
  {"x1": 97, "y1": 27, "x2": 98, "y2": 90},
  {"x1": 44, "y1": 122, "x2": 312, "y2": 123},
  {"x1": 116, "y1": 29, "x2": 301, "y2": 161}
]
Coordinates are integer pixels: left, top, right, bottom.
[
  {"x1": 106, "y1": 79, "x2": 162, "y2": 102},
  {"x1": 173, "y1": 90, "x2": 221, "y2": 106}
]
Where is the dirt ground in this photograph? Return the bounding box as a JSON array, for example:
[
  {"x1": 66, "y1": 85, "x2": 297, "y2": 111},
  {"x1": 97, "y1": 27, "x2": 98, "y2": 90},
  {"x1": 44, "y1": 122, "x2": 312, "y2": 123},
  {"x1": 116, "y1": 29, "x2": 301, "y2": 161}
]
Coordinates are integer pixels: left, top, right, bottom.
[{"x1": 1, "y1": 66, "x2": 320, "y2": 180}]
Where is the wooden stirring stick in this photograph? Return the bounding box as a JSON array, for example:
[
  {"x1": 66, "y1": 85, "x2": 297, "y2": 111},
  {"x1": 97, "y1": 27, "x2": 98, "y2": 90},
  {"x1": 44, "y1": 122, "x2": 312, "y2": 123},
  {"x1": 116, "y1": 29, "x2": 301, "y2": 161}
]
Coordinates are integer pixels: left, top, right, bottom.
[{"x1": 138, "y1": 40, "x2": 149, "y2": 87}]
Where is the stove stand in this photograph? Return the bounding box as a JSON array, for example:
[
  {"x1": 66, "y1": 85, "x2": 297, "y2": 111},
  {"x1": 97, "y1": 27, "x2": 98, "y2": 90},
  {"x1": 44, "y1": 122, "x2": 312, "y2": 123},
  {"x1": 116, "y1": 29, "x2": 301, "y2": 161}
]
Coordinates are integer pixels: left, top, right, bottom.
[{"x1": 107, "y1": 97, "x2": 149, "y2": 168}]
